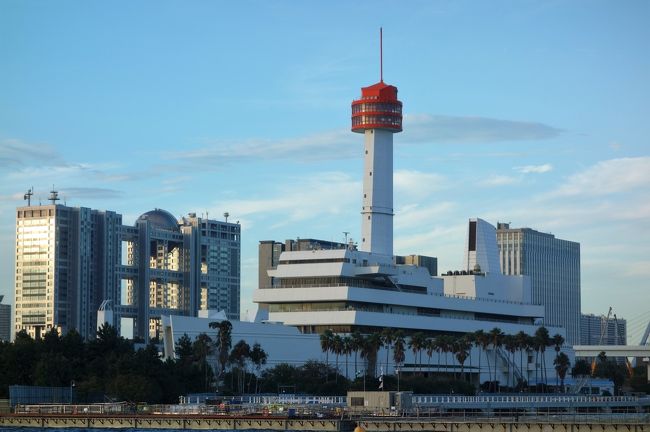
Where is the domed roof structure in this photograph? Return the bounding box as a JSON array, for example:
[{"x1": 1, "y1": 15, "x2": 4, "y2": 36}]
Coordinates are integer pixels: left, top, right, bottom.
[{"x1": 136, "y1": 208, "x2": 179, "y2": 231}]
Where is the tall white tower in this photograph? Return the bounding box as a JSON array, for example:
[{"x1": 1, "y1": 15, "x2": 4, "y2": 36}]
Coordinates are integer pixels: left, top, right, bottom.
[{"x1": 351, "y1": 29, "x2": 402, "y2": 256}]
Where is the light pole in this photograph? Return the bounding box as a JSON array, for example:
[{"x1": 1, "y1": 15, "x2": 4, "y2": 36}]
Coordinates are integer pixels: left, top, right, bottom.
[
  {"x1": 70, "y1": 380, "x2": 75, "y2": 405},
  {"x1": 396, "y1": 365, "x2": 401, "y2": 392}
]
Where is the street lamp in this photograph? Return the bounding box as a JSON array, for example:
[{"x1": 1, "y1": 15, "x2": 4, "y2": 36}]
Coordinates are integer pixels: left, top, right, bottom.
[
  {"x1": 70, "y1": 380, "x2": 76, "y2": 405},
  {"x1": 396, "y1": 366, "x2": 401, "y2": 392}
]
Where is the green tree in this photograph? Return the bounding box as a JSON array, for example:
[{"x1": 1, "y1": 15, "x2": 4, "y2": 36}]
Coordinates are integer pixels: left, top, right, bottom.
[
  {"x1": 229, "y1": 339, "x2": 251, "y2": 394},
  {"x1": 249, "y1": 343, "x2": 268, "y2": 393},
  {"x1": 408, "y1": 332, "x2": 426, "y2": 373},
  {"x1": 350, "y1": 331, "x2": 364, "y2": 376},
  {"x1": 454, "y1": 336, "x2": 472, "y2": 382},
  {"x1": 362, "y1": 333, "x2": 383, "y2": 377},
  {"x1": 331, "y1": 335, "x2": 344, "y2": 383},
  {"x1": 175, "y1": 334, "x2": 194, "y2": 363},
  {"x1": 554, "y1": 352, "x2": 571, "y2": 392},
  {"x1": 319, "y1": 329, "x2": 334, "y2": 380},
  {"x1": 474, "y1": 330, "x2": 489, "y2": 388},
  {"x1": 534, "y1": 326, "x2": 551, "y2": 388},
  {"x1": 209, "y1": 320, "x2": 233, "y2": 379},
  {"x1": 488, "y1": 328, "x2": 504, "y2": 392},
  {"x1": 192, "y1": 333, "x2": 214, "y2": 392},
  {"x1": 381, "y1": 328, "x2": 395, "y2": 373}
]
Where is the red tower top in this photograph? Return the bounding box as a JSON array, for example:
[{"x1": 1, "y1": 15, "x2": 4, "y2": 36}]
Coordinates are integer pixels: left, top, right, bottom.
[
  {"x1": 351, "y1": 29, "x2": 403, "y2": 133},
  {"x1": 351, "y1": 82, "x2": 402, "y2": 133}
]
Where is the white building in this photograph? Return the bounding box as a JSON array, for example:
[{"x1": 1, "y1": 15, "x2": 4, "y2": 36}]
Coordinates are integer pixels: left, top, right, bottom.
[{"x1": 162, "y1": 65, "x2": 571, "y2": 387}]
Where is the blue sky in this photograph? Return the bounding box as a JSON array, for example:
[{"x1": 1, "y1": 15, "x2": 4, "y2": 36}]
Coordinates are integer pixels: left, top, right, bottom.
[{"x1": 1, "y1": 1, "x2": 649, "y2": 341}]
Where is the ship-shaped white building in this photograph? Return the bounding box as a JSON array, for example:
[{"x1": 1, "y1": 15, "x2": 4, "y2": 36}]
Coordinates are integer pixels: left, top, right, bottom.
[{"x1": 162, "y1": 35, "x2": 568, "y2": 387}]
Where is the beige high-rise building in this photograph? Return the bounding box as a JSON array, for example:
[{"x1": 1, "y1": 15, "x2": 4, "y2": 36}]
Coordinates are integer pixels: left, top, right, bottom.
[
  {"x1": 15, "y1": 202, "x2": 121, "y2": 339},
  {"x1": 15, "y1": 198, "x2": 240, "y2": 341},
  {"x1": 496, "y1": 223, "x2": 581, "y2": 344}
]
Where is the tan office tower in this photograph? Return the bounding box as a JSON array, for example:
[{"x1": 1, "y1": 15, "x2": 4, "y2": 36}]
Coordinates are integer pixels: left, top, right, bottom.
[{"x1": 15, "y1": 201, "x2": 121, "y2": 340}]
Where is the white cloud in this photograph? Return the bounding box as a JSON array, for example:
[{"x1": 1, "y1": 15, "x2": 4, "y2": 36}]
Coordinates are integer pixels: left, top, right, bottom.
[
  {"x1": 0, "y1": 138, "x2": 61, "y2": 167},
  {"x1": 480, "y1": 174, "x2": 519, "y2": 187},
  {"x1": 395, "y1": 202, "x2": 455, "y2": 230},
  {"x1": 553, "y1": 157, "x2": 650, "y2": 196},
  {"x1": 167, "y1": 129, "x2": 357, "y2": 165},
  {"x1": 515, "y1": 163, "x2": 553, "y2": 174},
  {"x1": 208, "y1": 172, "x2": 360, "y2": 229},
  {"x1": 166, "y1": 114, "x2": 561, "y2": 166},
  {"x1": 403, "y1": 114, "x2": 562, "y2": 144},
  {"x1": 394, "y1": 169, "x2": 447, "y2": 198}
]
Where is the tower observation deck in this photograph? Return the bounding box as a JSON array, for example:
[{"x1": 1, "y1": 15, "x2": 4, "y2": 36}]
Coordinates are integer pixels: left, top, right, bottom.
[{"x1": 351, "y1": 29, "x2": 402, "y2": 257}]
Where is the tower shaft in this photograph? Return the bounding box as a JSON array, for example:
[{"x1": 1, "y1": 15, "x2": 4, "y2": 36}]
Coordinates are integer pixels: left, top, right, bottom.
[{"x1": 361, "y1": 129, "x2": 393, "y2": 255}]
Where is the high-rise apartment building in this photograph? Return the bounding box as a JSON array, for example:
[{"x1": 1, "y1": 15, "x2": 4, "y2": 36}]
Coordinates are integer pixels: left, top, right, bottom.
[
  {"x1": 496, "y1": 223, "x2": 581, "y2": 344},
  {"x1": 15, "y1": 203, "x2": 121, "y2": 339},
  {"x1": 15, "y1": 201, "x2": 240, "y2": 341},
  {"x1": 0, "y1": 295, "x2": 11, "y2": 341},
  {"x1": 581, "y1": 313, "x2": 627, "y2": 346}
]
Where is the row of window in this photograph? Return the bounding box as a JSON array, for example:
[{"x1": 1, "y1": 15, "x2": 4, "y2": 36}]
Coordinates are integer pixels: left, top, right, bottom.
[
  {"x1": 352, "y1": 102, "x2": 402, "y2": 114},
  {"x1": 352, "y1": 116, "x2": 402, "y2": 127}
]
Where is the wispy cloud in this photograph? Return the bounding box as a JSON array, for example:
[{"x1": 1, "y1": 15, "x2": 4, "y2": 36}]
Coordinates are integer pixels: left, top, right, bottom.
[
  {"x1": 166, "y1": 114, "x2": 562, "y2": 166},
  {"x1": 58, "y1": 187, "x2": 124, "y2": 200},
  {"x1": 552, "y1": 157, "x2": 650, "y2": 197},
  {"x1": 394, "y1": 169, "x2": 447, "y2": 198},
  {"x1": 167, "y1": 130, "x2": 356, "y2": 166},
  {"x1": 208, "y1": 172, "x2": 360, "y2": 230},
  {"x1": 403, "y1": 114, "x2": 562, "y2": 144},
  {"x1": 515, "y1": 163, "x2": 553, "y2": 174},
  {"x1": 480, "y1": 174, "x2": 519, "y2": 187},
  {"x1": 0, "y1": 138, "x2": 62, "y2": 168}
]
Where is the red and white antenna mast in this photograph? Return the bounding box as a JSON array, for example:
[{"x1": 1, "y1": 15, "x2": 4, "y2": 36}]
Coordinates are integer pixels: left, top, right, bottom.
[
  {"x1": 350, "y1": 29, "x2": 403, "y2": 256},
  {"x1": 380, "y1": 27, "x2": 383, "y2": 82}
]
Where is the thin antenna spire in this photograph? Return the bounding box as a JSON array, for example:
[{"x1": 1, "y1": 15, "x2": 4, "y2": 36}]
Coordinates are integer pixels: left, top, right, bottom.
[{"x1": 380, "y1": 27, "x2": 383, "y2": 82}]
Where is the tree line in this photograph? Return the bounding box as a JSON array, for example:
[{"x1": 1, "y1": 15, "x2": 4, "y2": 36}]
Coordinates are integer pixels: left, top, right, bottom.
[
  {"x1": 1, "y1": 322, "x2": 644, "y2": 401},
  {"x1": 320, "y1": 326, "x2": 572, "y2": 392}
]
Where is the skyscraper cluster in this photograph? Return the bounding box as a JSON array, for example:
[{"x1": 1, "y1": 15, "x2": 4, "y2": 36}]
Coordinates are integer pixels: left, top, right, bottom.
[{"x1": 15, "y1": 203, "x2": 240, "y2": 341}]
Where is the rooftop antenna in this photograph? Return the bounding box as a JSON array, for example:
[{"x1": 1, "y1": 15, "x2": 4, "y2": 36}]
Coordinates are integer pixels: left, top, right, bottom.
[
  {"x1": 224, "y1": 212, "x2": 229, "y2": 223},
  {"x1": 48, "y1": 187, "x2": 60, "y2": 205},
  {"x1": 380, "y1": 27, "x2": 383, "y2": 82},
  {"x1": 24, "y1": 187, "x2": 34, "y2": 206},
  {"x1": 343, "y1": 231, "x2": 350, "y2": 245}
]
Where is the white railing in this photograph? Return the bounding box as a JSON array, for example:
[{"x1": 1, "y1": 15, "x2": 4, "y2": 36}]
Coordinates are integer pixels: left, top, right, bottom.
[{"x1": 412, "y1": 394, "x2": 644, "y2": 405}]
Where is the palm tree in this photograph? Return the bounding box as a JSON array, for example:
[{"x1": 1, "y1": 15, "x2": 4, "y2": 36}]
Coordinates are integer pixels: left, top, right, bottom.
[
  {"x1": 209, "y1": 320, "x2": 233, "y2": 378},
  {"x1": 249, "y1": 343, "x2": 267, "y2": 394},
  {"x1": 342, "y1": 336, "x2": 352, "y2": 379},
  {"x1": 554, "y1": 352, "x2": 571, "y2": 392},
  {"x1": 534, "y1": 326, "x2": 551, "y2": 389},
  {"x1": 393, "y1": 331, "x2": 406, "y2": 391},
  {"x1": 515, "y1": 331, "x2": 529, "y2": 388},
  {"x1": 489, "y1": 328, "x2": 504, "y2": 392},
  {"x1": 408, "y1": 332, "x2": 426, "y2": 373},
  {"x1": 350, "y1": 331, "x2": 364, "y2": 376},
  {"x1": 551, "y1": 334, "x2": 565, "y2": 388},
  {"x1": 331, "y1": 334, "x2": 344, "y2": 383},
  {"x1": 381, "y1": 328, "x2": 395, "y2": 373},
  {"x1": 229, "y1": 339, "x2": 251, "y2": 394},
  {"x1": 425, "y1": 338, "x2": 435, "y2": 374},
  {"x1": 440, "y1": 335, "x2": 454, "y2": 377},
  {"x1": 193, "y1": 333, "x2": 213, "y2": 391},
  {"x1": 320, "y1": 329, "x2": 334, "y2": 380},
  {"x1": 454, "y1": 336, "x2": 472, "y2": 382},
  {"x1": 474, "y1": 330, "x2": 490, "y2": 389},
  {"x1": 503, "y1": 334, "x2": 518, "y2": 389},
  {"x1": 363, "y1": 333, "x2": 383, "y2": 377}
]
